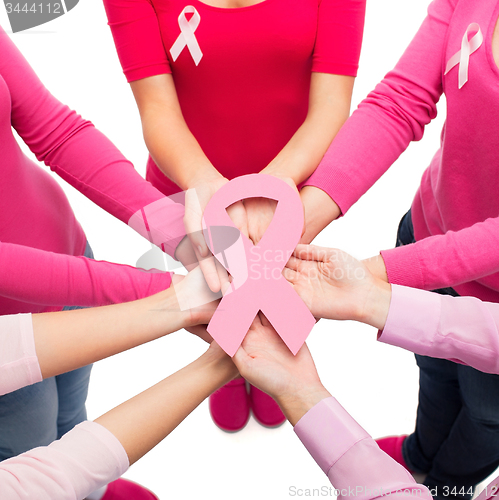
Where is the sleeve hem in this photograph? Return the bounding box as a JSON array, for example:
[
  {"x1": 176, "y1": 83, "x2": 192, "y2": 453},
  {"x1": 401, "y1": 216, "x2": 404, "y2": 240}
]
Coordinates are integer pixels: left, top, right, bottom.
[
  {"x1": 381, "y1": 245, "x2": 425, "y2": 289},
  {"x1": 126, "y1": 64, "x2": 172, "y2": 83},
  {"x1": 312, "y1": 62, "x2": 359, "y2": 77},
  {"x1": 378, "y1": 284, "x2": 441, "y2": 355}
]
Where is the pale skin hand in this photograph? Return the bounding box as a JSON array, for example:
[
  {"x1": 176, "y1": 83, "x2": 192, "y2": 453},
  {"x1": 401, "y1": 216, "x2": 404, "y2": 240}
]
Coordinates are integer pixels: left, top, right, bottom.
[
  {"x1": 283, "y1": 244, "x2": 392, "y2": 330},
  {"x1": 243, "y1": 176, "x2": 298, "y2": 244},
  {"x1": 233, "y1": 313, "x2": 331, "y2": 426},
  {"x1": 32, "y1": 267, "x2": 219, "y2": 379}
]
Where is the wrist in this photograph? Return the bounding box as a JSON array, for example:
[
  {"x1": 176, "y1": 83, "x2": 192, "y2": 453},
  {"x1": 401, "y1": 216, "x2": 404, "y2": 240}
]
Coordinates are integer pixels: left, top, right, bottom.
[
  {"x1": 260, "y1": 166, "x2": 298, "y2": 187},
  {"x1": 276, "y1": 385, "x2": 331, "y2": 427},
  {"x1": 144, "y1": 288, "x2": 190, "y2": 333},
  {"x1": 188, "y1": 169, "x2": 225, "y2": 189},
  {"x1": 359, "y1": 280, "x2": 392, "y2": 330},
  {"x1": 300, "y1": 187, "x2": 340, "y2": 243},
  {"x1": 200, "y1": 344, "x2": 238, "y2": 381}
]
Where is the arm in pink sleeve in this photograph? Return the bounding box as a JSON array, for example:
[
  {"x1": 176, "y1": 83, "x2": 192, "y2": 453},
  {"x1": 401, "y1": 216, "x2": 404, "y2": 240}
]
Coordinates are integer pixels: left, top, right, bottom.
[
  {"x1": 103, "y1": 0, "x2": 172, "y2": 83},
  {"x1": 0, "y1": 421, "x2": 129, "y2": 500},
  {"x1": 0, "y1": 240, "x2": 172, "y2": 307},
  {"x1": 303, "y1": 0, "x2": 455, "y2": 213},
  {"x1": 380, "y1": 218, "x2": 499, "y2": 291},
  {"x1": 0, "y1": 27, "x2": 184, "y2": 258},
  {"x1": 294, "y1": 397, "x2": 432, "y2": 499},
  {"x1": 0, "y1": 313, "x2": 41, "y2": 396},
  {"x1": 379, "y1": 284, "x2": 499, "y2": 375},
  {"x1": 313, "y1": 0, "x2": 366, "y2": 77}
]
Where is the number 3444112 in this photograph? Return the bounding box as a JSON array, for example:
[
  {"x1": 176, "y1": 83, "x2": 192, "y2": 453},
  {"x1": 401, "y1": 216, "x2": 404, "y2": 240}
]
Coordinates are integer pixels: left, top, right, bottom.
[{"x1": 5, "y1": 3, "x2": 62, "y2": 14}]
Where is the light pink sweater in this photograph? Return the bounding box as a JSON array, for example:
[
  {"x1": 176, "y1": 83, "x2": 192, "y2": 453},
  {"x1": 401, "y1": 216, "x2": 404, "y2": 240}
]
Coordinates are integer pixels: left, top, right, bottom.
[
  {"x1": 4, "y1": 283, "x2": 499, "y2": 498},
  {"x1": 304, "y1": 0, "x2": 499, "y2": 303},
  {"x1": 0, "y1": 25, "x2": 187, "y2": 315}
]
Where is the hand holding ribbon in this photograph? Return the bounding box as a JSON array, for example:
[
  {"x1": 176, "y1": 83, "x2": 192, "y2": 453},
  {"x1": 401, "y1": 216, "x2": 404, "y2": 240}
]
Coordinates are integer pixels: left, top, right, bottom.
[{"x1": 203, "y1": 174, "x2": 315, "y2": 356}]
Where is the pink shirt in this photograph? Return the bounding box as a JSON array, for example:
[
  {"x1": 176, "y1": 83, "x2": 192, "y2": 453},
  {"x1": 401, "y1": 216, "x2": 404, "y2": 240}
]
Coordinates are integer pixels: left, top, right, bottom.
[
  {"x1": 304, "y1": 0, "x2": 499, "y2": 302},
  {"x1": 296, "y1": 283, "x2": 499, "y2": 498},
  {"x1": 103, "y1": 0, "x2": 366, "y2": 195},
  {"x1": 0, "y1": 25, "x2": 187, "y2": 316}
]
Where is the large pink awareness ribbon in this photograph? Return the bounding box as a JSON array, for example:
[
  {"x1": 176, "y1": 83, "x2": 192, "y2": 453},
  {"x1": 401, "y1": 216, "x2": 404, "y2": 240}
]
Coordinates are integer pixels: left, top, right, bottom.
[
  {"x1": 444, "y1": 23, "x2": 483, "y2": 89},
  {"x1": 202, "y1": 174, "x2": 316, "y2": 356},
  {"x1": 170, "y1": 6, "x2": 203, "y2": 66}
]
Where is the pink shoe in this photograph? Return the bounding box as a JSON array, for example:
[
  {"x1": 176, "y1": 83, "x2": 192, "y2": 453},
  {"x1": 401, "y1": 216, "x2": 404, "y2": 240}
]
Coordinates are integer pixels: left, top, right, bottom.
[
  {"x1": 209, "y1": 377, "x2": 250, "y2": 432},
  {"x1": 250, "y1": 385, "x2": 286, "y2": 428},
  {"x1": 376, "y1": 435, "x2": 413, "y2": 472},
  {"x1": 101, "y1": 478, "x2": 158, "y2": 500}
]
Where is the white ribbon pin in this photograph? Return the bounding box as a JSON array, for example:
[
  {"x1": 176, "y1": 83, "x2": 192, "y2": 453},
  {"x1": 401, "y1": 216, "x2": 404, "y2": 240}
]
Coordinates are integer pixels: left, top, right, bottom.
[
  {"x1": 444, "y1": 23, "x2": 483, "y2": 89},
  {"x1": 170, "y1": 6, "x2": 203, "y2": 66}
]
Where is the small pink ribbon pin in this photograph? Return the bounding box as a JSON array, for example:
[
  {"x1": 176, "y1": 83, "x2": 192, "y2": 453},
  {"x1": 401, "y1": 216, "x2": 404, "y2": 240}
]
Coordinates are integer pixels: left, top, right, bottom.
[
  {"x1": 170, "y1": 6, "x2": 203, "y2": 66},
  {"x1": 202, "y1": 174, "x2": 316, "y2": 356},
  {"x1": 445, "y1": 22, "x2": 483, "y2": 89}
]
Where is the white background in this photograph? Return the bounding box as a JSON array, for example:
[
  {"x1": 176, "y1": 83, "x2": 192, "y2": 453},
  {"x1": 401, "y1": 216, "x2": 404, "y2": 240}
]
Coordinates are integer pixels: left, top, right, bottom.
[{"x1": 1, "y1": 0, "x2": 493, "y2": 498}]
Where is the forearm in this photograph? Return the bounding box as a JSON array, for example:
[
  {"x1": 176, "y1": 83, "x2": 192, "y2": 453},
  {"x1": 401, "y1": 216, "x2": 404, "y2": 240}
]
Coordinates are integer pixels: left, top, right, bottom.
[
  {"x1": 300, "y1": 186, "x2": 341, "y2": 243},
  {"x1": 262, "y1": 74, "x2": 354, "y2": 186},
  {"x1": 32, "y1": 288, "x2": 187, "y2": 379},
  {"x1": 95, "y1": 346, "x2": 236, "y2": 464},
  {"x1": 0, "y1": 241, "x2": 172, "y2": 308},
  {"x1": 380, "y1": 217, "x2": 499, "y2": 291},
  {"x1": 44, "y1": 124, "x2": 186, "y2": 257},
  {"x1": 276, "y1": 385, "x2": 332, "y2": 426},
  {"x1": 294, "y1": 397, "x2": 431, "y2": 499},
  {"x1": 131, "y1": 75, "x2": 221, "y2": 190},
  {"x1": 0, "y1": 421, "x2": 128, "y2": 500},
  {"x1": 261, "y1": 113, "x2": 346, "y2": 185},
  {"x1": 142, "y1": 109, "x2": 220, "y2": 189},
  {"x1": 379, "y1": 285, "x2": 499, "y2": 375}
]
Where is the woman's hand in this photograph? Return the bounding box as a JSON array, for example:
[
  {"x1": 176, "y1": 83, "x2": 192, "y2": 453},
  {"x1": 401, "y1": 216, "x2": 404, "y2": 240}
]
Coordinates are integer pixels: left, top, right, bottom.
[
  {"x1": 243, "y1": 175, "x2": 302, "y2": 245},
  {"x1": 233, "y1": 313, "x2": 330, "y2": 425},
  {"x1": 283, "y1": 245, "x2": 391, "y2": 330},
  {"x1": 184, "y1": 176, "x2": 249, "y2": 293},
  {"x1": 243, "y1": 197, "x2": 277, "y2": 245},
  {"x1": 170, "y1": 267, "x2": 221, "y2": 327}
]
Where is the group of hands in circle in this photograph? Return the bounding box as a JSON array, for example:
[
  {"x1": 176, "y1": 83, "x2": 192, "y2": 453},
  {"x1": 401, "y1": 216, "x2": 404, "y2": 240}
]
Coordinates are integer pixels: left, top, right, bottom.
[{"x1": 167, "y1": 176, "x2": 392, "y2": 424}]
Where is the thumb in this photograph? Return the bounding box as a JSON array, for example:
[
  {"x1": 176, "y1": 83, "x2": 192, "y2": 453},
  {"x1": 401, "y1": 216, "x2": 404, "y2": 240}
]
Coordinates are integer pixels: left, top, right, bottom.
[{"x1": 232, "y1": 345, "x2": 250, "y2": 376}]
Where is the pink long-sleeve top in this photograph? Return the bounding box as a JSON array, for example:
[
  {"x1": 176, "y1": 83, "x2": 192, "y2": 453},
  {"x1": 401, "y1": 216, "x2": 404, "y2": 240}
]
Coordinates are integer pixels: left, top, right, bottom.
[
  {"x1": 103, "y1": 0, "x2": 366, "y2": 196},
  {"x1": 0, "y1": 314, "x2": 129, "y2": 499},
  {"x1": 0, "y1": 25, "x2": 188, "y2": 316},
  {"x1": 304, "y1": 0, "x2": 499, "y2": 303},
  {"x1": 295, "y1": 283, "x2": 499, "y2": 499}
]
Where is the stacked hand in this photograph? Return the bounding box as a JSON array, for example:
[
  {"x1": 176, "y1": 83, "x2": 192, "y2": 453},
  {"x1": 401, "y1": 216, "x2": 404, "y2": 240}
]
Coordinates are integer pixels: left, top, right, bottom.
[
  {"x1": 284, "y1": 244, "x2": 391, "y2": 330},
  {"x1": 232, "y1": 313, "x2": 330, "y2": 425},
  {"x1": 183, "y1": 176, "x2": 247, "y2": 293}
]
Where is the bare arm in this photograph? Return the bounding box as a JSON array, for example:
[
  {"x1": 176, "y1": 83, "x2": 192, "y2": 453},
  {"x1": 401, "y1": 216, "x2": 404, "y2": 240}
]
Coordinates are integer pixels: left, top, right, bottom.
[
  {"x1": 131, "y1": 75, "x2": 246, "y2": 292},
  {"x1": 32, "y1": 269, "x2": 217, "y2": 379},
  {"x1": 246, "y1": 73, "x2": 354, "y2": 244},
  {"x1": 96, "y1": 342, "x2": 236, "y2": 465},
  {"x1": 262, "y1": 73, "x2": 354, "y2": 185}
]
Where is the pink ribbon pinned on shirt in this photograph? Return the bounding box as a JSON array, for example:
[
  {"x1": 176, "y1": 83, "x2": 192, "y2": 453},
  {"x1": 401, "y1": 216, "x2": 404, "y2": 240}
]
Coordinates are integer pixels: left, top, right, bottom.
[
  {"x1": 170, "y1": 6, "x2": 203, "y2": 66},
  {"x1": 203, "y1": 174, "x2": 316, "y2": 356},
  {"x1": 445, "y1": 23, "x2": 483, "y2": 89}
]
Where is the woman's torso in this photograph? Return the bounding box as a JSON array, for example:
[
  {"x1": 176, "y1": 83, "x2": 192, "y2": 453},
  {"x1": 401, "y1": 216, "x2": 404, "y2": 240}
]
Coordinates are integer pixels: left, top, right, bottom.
[
  {"x1": 412, "y1": 0, "x2": 499, "y2": 299},
  {"x1": 0, "y1": 72, "x2": 86, "y2": 315},
  {"x1": 146, "y1": 0, "x2": 325, "y2": 194}
]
